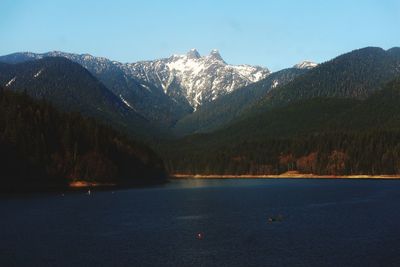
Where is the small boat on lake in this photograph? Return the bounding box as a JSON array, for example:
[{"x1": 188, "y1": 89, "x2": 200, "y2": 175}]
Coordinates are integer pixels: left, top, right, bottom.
[
  {"x1": 268, "y1": 214, "x2": 284, "y2": 223},
  {"x1": 196, "y1": 232, "x2": 204, "y2": 240}
]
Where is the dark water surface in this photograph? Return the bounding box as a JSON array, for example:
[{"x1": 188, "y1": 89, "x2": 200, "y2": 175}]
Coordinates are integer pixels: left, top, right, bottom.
[{"x1": 1, "y1": 179, "x2": 400, "y2": 267}]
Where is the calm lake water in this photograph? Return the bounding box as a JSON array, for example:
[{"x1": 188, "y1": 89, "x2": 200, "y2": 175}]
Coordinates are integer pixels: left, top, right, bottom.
[{"x1": 1, "y1": 179, "x2": 400, "y2": 267}]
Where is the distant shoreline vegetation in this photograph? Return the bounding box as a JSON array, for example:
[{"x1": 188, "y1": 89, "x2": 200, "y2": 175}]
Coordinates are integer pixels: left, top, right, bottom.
[
  {"x1": 171, "y1": 172, "x2": 400, "y2": 180},
  {"x1": 162, "y1": 129, "x2": 400, "y2": 177},
  {"x1": 160, "y1": 78, "x2": 400, "y2": 177}
]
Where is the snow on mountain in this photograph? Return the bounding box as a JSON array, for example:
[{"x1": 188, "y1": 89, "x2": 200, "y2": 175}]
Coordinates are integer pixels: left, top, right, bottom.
[
  {"x1": 5, "y1": 77, "x2": 16, "y2": 87},
  {"x1": 1, "y1": 50, "x2": 270, "y2": 112},
  {"x1": 33, "y1": 68, "x2": 44, "y2": 78},
  {"x1": 293, "y1": 61, "x2": 318, "y2": 69},
  {"x1": 45, "y1": 51, "x2": 113, "y2": 74},
  {"x1": 271, "y1": 80, "x2": 279, "y2": 88},
  {"x1": 119, "y1": 49, "x2": 270, "y2": 110},
  {"x1": 119, "y1": 94, "x2": 134, "y2": 109},
  {"x1": 0, "y1": 51, "x2": 196, "y2": 126}
]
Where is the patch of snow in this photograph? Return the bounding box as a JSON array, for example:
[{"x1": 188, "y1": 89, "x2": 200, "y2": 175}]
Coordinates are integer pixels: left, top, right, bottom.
[
  {"x1": 141, "y1": 84, "x2": 152, "y2": 92},
  {"x1": 252, "y1": 71, "x2": 265, "y2": 81},
  {"x1": 166, "y1": 56, "x2": 206, "y2": 77},
  {"x1": 294, "y1": 61, "x2": 318, "y2": 69},
  {"x1": 193, "y1": 91, "x2": 203, "y2": 111},
  {"x1": 82, "y1": 54, "x2": 94, "y2": 61},
  {"x1": 5, "y1": 77, "x2": 16, "y2": 87},
  {"x1": 230, "y1": 65, "x2": 268, "y2": 82},
  {"x1": 33, "y1": 69, "x2": 44, "y2": 78},
  {"x1": 66, "y1": 48, "x2": 271, "y2": 109},
  {"x1": 162, "y1": 73, "x2": 175, "y2": 93},
  {"x1": 272, "y1": 80, "x2": 279, "y2": 88},
  {"x1": 228, "y1": 80, "x2": 236, "y2": 92},
  {"x1": 119, "y1": 94, "x2": 133, "y2": 109}
]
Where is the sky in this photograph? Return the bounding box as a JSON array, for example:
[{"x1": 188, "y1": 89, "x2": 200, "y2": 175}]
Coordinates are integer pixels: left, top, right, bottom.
[{"x1": 1, "y1": 0, "x2": 399, "y2": 71}]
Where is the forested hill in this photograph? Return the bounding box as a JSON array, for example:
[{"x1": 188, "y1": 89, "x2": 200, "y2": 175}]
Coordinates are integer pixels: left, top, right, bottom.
[
  {"x1": 0, "y1": 88, "x2": 166, "y2": 192},
  {"x1": 172, "y1": 67, "x2": 309, "y2": 136},
  {"x1": 160, "y1": 77, "x2": 400, "y2": 176},
  {"x1": 258, "y1": 47, "x2": 400, "y2": 110},
  {"x1": 0, "y1": 57, "x2": 163, "y2": 140}
]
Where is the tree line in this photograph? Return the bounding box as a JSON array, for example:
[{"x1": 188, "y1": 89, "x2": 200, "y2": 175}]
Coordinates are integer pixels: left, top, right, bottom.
[{"x1": 0, "y1": 88, "x2": 166, "y2": 192}]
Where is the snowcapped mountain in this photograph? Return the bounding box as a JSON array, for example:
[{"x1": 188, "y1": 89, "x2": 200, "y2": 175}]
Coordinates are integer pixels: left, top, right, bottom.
[
  {"x1": 293, "y1": 61, "x2": 318, "y2": 69},
  {"x1": 119, "y1": 49, "x2": 270, "y2": 110},
  {"x1": 2, "y1": 49, "x2": 270, "y2": 116},
  {"x1": 1, "y1": 50, "x2": 270, "y2": 116},
  {"x1": 0, "y1": 51, "x2": 192, "y2": 126}
]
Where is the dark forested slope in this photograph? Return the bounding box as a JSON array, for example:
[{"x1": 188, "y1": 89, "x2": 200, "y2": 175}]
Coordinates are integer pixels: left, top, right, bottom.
[
  {"x1": 259, "y1": 47, "x2": 400, "y2": 109},
  {"x1": 0, "y1": 52, "x2": 191, "y2": 127},
  {"x1": 173, "y1": 68, "x2": 308, "y2": 136},
  {"x1": 0, "y1": 89, "x2": 166, "y2": 192},
  {"x1": 161, "y1": 77, "x2": 400, "y2": 176},
  {"x1": 0, "y1": 57, "x2": 162, "y2": 139}
]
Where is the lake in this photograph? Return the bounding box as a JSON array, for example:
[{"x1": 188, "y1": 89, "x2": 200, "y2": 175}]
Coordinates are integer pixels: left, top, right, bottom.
[{"x1": 1, "y1": 178, "x2": 400, "y2": 266}]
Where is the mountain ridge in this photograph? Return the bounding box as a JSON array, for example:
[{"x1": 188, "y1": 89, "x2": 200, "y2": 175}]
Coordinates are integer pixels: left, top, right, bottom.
[
  {"x1": 0, "y1": 49, "x2": 270, "y2": 119},
  {"x1": 172, "y1": 67, "x2": 310, "y2": 136},
  {"x1": 161, "y1": 76, "x2": 400, "y2": 176},
  {"x1": 261, "y1": 47, "x2": 400, "y2": 108},
  {"x1": 120, "y1": 49, "x2": 270, "y2": 110},
  {"x1": 0, "y1": 51, "x2": 191, "y2": 127},
  {"x1": 0, "y1": 57, "x2": 161, "y2": 139}
]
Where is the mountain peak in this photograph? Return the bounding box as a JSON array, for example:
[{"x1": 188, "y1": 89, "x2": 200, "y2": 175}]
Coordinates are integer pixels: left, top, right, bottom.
[
  {"x1": 209, "y1": 49, "x2": 224, "y2": 61},
  {"x1": 293, "y1": 60, "x2": 318, "y2": 69},
  {"x1": 2, "y1": 50, "x2": 269, "y2": 111},
  {"x1": 186, "y1": 49, "x2": 201, "y2": 59}
]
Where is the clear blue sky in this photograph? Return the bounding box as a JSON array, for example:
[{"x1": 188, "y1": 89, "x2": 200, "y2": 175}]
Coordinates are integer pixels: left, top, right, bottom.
[{"x1": 1, "y1": 0, "x2": 399, "y2": 71}]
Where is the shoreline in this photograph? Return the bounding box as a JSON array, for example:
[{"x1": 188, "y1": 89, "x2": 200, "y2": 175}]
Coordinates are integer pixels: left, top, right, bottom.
[
  {"x1": 69, "y1": 181, "x2": 116, "y2": 188},
  {"x1": 170, "y1": 172, "x2": 400, "y2": 180}
]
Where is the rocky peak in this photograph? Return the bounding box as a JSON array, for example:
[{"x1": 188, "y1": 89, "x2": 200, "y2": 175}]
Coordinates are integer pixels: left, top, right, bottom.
[
  {"x1": 186, "y1": 49, "x2": 201, "y2": 59},
  {"x1": 121, "y1": 49, "x2": 270, "y2": 110},
  {"x1": 10, "y1": 50, "x2": 270, "y2": 111},
  {"x1": 208, "y1": 49, "x2": 224, "y2": 62}
]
